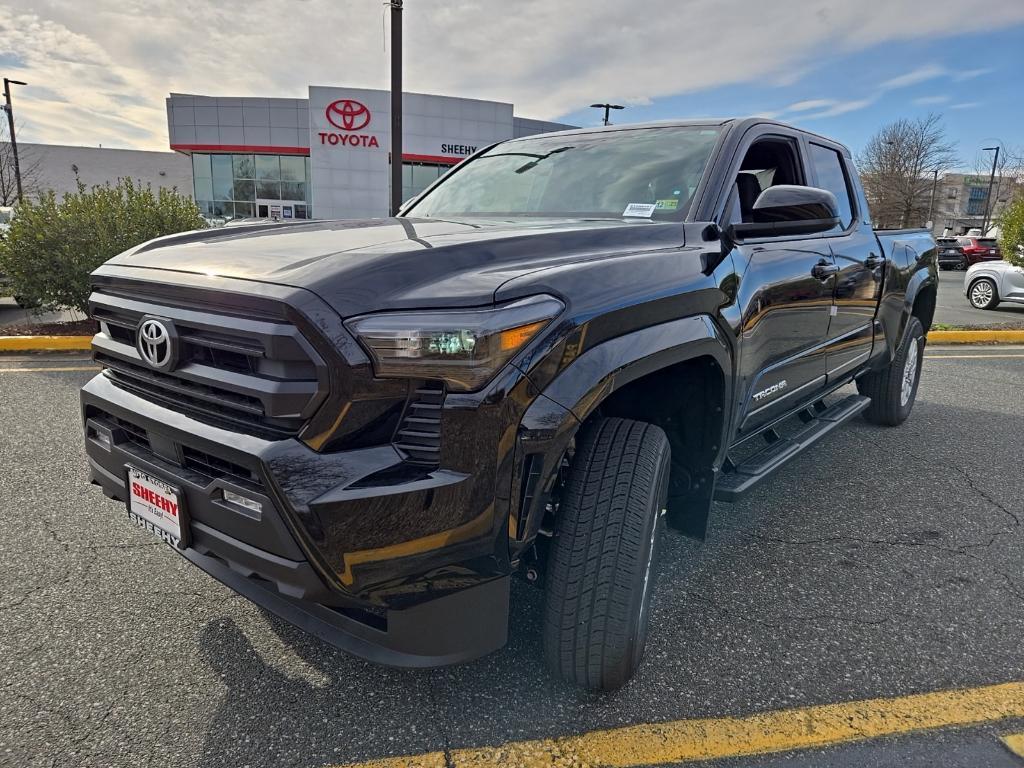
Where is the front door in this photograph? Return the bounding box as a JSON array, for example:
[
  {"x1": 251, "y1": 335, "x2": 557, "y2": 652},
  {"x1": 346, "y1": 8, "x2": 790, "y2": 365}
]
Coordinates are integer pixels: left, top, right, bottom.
[
  {"x1": 733, "y1": 236, "x2": 836, "y2": 434},
  {"x1": 807, "y1": 142, "x2": 882, "y2": 379},
  {"x1": 723, "y1": 131, "x2": 836, "y2": 436}
]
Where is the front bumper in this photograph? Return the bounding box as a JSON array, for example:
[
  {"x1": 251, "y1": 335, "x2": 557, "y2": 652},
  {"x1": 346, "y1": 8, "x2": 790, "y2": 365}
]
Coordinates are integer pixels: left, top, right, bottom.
[{"x1": 82, "y1": 373, "x2": 510, "y2": 667}]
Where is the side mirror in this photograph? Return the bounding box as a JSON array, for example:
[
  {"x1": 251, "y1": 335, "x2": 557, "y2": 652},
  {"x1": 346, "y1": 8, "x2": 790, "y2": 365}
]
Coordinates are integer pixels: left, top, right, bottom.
[{"x1": 729, "y1": 185, "x2": 841, "y2": 240}]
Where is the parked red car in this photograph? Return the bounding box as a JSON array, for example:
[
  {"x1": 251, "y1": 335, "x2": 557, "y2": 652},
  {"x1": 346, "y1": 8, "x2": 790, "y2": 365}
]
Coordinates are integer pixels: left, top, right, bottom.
[{"x1": 937, "y1": 237, "x2": 1001, "y2": 270}]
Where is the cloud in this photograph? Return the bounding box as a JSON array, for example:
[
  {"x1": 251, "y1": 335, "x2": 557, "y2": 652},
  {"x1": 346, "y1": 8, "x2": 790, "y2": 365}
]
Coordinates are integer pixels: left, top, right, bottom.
[
  {"x1": 912, "y1": 95, "x2": 951, "y2": 106},
  {"x1": 784, "y1": 99, "x2": 836, "y2": 113},
  {"x1": 798, "y1": 98, "x2": 877, "y2": 119},
  {"x1": 878, "y1": 64, "x2": 947, "y2": 90},
  {"x1": 952, "y1": 67, "x2": 994, "y2": 81},
  {"x1": 949, "y1": 102, "x2": 982, "y2": 110},
  {"x1": 2, "y1": 0, "x2": 1024, "y2": 150}
]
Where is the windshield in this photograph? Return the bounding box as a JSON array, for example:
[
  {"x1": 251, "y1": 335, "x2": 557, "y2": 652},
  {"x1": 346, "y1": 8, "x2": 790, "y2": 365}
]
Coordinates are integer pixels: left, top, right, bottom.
[{"x1": 407, "y1": 126, "x2": 721, "y2": 220}]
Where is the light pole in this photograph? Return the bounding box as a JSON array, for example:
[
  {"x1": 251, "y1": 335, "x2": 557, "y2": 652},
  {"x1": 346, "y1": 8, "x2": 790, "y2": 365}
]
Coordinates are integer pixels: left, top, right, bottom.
[
  {"x1": 590, "y1": 103, "x2": 624, "y2": 126},
  {"x1": 2, "y1": 77, "x2": 27, "y2": 203},
  {"x1": 980, "y1": 145, "x2": 1000, "y2": 236},
  {"x1": 388, "y1": 0, "x2": 403, "y2": 217},
  {"x1": 926, "y1": 167, "x2": 939, "y2": 227}
]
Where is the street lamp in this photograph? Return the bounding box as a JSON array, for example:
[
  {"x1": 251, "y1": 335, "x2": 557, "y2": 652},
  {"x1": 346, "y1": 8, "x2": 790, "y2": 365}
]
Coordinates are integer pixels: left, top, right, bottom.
[
  {"x1": 2, "y1": 77, "x2": 27, "y2": 203},
  {"x1": 980, "y1": 145, "x2": 1000, "y2": 236},
  {"x1": 926, "y1": 167, "x2": 940, "y2": 227},
  {"x1": 590, "y1": 103, "x2": 624, "y2": 126}
]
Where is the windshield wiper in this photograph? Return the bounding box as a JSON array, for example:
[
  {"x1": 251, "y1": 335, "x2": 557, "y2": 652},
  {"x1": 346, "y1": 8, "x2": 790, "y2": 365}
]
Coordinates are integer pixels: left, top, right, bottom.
[{"x1": 512, "y1": 145, "x2": 575, "y2": 174}]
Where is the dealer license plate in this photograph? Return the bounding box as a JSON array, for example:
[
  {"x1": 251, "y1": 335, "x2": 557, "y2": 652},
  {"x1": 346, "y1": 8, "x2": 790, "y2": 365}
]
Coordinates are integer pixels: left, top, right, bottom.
[{"x1": 127, "y1": 466, "x2": 187, "y2": 549}]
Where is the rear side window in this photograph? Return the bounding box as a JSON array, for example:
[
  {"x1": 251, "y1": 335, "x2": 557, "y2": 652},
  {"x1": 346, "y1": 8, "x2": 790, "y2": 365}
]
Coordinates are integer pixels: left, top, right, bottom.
[{"x1": 808, "y1": 143, "x2": 854, "y2": 230}]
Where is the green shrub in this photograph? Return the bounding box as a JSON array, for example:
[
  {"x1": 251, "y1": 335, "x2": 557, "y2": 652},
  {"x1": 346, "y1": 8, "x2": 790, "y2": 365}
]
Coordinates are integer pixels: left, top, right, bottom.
[
  {"x1": 999, "y1": 197, "x2": 1024, "y2": 268},
  {"x1": 0, "y1": 178, "x2": 206, "y2": 313}
]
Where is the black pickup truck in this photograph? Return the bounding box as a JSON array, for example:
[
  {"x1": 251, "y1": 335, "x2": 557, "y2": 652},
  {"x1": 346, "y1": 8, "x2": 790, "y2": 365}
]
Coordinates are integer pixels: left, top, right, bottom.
[{"x1": 82, "y1": 118, "x2": 937, "y2": 690}]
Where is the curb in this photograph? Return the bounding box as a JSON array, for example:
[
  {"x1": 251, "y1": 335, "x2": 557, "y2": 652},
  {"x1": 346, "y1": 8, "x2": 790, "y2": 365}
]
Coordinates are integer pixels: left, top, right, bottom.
[
  {"x1": 0, "y1": 335, "x2": 93, "y2": 351},
  {"x1": 2, "y1": 330, "x2": 1023, "y2": 352},
  {"x1": 929, "y1": 330, "x2": 1024, "y2": 343}
]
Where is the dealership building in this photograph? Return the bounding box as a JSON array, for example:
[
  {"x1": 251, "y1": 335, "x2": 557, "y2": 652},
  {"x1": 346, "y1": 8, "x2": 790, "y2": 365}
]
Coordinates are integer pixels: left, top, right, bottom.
[{"x1": 165, "y1": 86, "x2": 574, "y2": 221}]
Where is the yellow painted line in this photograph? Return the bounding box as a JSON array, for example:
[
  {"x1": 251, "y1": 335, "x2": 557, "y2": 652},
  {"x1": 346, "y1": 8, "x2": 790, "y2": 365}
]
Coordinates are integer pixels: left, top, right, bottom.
[
  {"x1": 1002, "y1": 732, "x2": 1024, "y2": 758},
  {"x1": 0, "y1": 335, "x2": 92, "y2": 351},
  {"x1": 925, "y1": 354, "x2": 1024, "y2": 359},
  {"x1": 0, "y1": 366, "x2": 99, "y2": 373},
  {"x1": 929, "y1": 330, "x2": 1024, "y2": 344},
  {"x1": 332, "y1": 681, "x2": 1024, "y2": 768}
]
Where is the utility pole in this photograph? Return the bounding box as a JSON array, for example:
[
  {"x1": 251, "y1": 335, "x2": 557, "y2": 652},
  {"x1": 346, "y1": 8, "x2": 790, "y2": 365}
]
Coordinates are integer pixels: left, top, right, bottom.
[
  {"x1": 980, "y1": 145, "x2": 1000, "y2": 236},
  {"x1": 589, "y1": 103, "x2": 624, "y2": 126},
  {"x1": 2, "y1": 77, "x2": 27, "y2": 203},
  {"x1": 389, "y1": 0, "x2": 403, "y2": 217}
]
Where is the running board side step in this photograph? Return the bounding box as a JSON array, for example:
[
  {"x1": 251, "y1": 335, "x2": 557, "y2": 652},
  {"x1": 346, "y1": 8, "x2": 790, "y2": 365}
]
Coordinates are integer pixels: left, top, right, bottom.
[{"x1": 714, "y1": 394, "x2": 870, "y2": 502}]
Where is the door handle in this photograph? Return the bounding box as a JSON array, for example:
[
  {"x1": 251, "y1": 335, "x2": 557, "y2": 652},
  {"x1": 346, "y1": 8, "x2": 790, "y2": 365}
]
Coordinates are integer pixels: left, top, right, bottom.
[
  {"x1": 865, "y1": 254, "x2": 883, "y2": 269},
  {"x1": 811, "y1": 259, "x2": 839, "y2": 280}
]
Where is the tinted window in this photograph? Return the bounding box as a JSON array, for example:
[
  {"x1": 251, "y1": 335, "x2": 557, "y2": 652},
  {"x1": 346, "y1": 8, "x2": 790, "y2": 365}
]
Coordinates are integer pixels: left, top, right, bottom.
[{"x1": 809, "y1": 143, "x2": 854, "y2": 230}]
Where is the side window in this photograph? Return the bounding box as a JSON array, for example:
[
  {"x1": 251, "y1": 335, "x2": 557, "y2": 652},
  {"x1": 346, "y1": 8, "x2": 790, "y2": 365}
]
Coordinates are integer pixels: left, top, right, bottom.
[
  {"x1": 809, "y1": 143, "x2": 855, "y2": 230},
  {"x1": 728, "y1": 137, "x2": 804, "y2": 225}
]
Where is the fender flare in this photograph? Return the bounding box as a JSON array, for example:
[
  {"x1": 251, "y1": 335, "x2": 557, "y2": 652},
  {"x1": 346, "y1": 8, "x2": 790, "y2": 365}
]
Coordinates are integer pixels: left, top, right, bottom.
[
  {"x1": 510, "y1": 314, "x2": 733, "y2": 551},
  {"x1": 902, "y1": 269, "x2": 937, "y2": 337}
]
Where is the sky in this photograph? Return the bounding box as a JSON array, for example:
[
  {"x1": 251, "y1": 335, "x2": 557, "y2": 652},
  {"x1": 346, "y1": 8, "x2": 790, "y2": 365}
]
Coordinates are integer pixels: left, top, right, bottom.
[{"x1": 1, "y1": 0, "x2": 1022, "y2": 168}]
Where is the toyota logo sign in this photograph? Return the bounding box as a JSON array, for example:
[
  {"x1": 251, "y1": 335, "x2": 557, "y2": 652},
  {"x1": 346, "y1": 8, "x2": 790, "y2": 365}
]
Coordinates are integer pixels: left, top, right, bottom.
[
  {"x1": 136, "y1": 317, "x2": 178, "y2": 371},
  {"x1": 325, "y1": 99, "x2": 371, "y2": 131}
]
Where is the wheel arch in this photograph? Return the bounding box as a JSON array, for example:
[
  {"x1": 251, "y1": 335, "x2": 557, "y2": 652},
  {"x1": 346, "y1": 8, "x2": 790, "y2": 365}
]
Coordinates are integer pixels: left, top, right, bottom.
[
  {"x1": 511, "y1": 315, "x2": 733, "y2": 554},
  {"x1": 911, "y1": 281, "x2": 937, "y2": 333},
  {"x1": 966, "y1": 273, "x2": 999, "y2": 299}
]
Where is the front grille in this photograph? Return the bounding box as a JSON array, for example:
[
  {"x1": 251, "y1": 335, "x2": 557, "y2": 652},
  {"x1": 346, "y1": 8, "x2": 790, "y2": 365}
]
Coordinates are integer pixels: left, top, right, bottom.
[
  {"x1": 90, "y1": 286, "x2": 326, "y2": 439},
  {"x1": 90, "y1": 407, "x2": 262, "y2": 488},
  {"x1": 394, "y1": 383, "x2": 444, "y2": 465}
]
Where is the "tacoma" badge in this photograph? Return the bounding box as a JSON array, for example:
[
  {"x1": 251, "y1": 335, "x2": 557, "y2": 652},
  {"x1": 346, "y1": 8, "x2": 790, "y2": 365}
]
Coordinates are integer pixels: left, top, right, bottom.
[{"x1": 752, "y1": 380, "x2": 788, "y2": 402}]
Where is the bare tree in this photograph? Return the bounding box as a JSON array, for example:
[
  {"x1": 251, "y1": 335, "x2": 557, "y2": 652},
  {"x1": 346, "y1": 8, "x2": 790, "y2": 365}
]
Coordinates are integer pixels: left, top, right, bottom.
[
  {"x1": 0, "y1": 119, "x2": 43, "y2": 206},
  {"x1": 857, "y1": 113, "x2": 958, "y2": 229}
]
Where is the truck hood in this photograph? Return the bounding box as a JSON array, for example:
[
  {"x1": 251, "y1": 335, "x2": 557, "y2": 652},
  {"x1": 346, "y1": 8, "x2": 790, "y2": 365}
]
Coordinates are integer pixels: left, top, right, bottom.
[{"x1": 103, "y1": 217, "x2": 687, "y2": 316}]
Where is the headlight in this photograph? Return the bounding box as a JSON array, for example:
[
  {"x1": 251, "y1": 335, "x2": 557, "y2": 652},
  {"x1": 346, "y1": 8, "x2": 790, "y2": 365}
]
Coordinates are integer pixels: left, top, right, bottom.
[{"x1": 345, "y1": 295, "x2": 563, "y2": 391}]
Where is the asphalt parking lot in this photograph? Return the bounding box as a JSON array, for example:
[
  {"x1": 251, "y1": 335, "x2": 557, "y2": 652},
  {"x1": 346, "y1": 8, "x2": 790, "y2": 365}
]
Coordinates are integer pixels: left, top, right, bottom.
[{"x1": 2, "y1": 347, "x2": 1024, "y2": 768}]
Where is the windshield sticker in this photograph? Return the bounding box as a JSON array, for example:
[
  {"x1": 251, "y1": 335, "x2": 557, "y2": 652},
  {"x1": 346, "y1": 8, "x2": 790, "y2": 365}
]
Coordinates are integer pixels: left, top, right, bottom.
[
  {"x1": 655, "y1": 199, "x2": 679, "y2": 210},
  {"x1": 623, "y1": 203, "x2": 657, "y2": 218}
]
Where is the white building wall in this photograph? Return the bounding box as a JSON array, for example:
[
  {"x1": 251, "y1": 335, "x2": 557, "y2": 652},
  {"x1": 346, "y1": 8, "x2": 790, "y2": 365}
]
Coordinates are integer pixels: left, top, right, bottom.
[
  {"x1": 308, "y1": 87, "x2": 518, "y2": 219},
  {"x1": 22, "y1": 143, "x2": 193, "y2": 201},
  {"x1": 165, "y1": 88, "x2": 575, "y2": 220}
]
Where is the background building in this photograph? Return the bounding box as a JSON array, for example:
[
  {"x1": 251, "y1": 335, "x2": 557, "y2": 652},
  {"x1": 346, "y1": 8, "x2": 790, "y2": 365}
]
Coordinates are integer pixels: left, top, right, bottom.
[
  {"x1": 165, "y1": 86, "x2": 575, "y2": 220},
  {"x1": 932, "y1": 172, "x2": 1022, "y2": 236},
  {"x1": 8, "y1": 143, "x2": 191, "y2": 205}
]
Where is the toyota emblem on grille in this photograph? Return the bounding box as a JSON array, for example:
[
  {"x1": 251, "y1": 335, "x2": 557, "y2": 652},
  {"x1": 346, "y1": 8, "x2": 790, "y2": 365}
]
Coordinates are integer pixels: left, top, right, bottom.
[{"x1": 137, "y1": 317, "x2": 178, "y2": 371}]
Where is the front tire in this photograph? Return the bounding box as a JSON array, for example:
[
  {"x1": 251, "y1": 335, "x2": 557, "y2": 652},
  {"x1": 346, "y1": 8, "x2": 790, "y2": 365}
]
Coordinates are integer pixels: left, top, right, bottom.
[
  {"x1": 857, "y1": 316, "x2": 925, "y2": 426},
  {"x1": 542, "y1": 417, "x2": 670, "y2": 691},
  {"x1": 968, "y1": 278, "x2": 999, "y2": 309}
]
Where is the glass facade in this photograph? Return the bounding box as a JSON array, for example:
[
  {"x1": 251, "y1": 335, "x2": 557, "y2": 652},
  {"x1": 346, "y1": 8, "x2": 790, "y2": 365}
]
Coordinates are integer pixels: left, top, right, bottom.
[
  {"x1": 966, "y1": 186, "x2": 987, "y2": 216},
  {"x1": 402, "y1": 162, "x2": 452, "y2": 204},
  {"x1": 192, "y1": 153, "x2": 312, "y2": 220},
  {"x1": 191, "y1": 154, "x2": 454, "y2": 219}
]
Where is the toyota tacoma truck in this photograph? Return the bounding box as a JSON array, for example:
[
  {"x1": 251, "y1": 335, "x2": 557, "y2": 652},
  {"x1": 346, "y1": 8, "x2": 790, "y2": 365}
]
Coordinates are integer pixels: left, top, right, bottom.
[{"x1": 82, "y1": 118, "x2": 937, "y2": 690}]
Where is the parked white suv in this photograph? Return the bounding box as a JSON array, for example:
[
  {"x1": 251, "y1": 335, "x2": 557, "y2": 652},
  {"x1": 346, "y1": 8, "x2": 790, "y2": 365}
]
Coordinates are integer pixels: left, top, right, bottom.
[{"x1": 965, "y1": 259, "x2": 1024, "y2": 309}]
